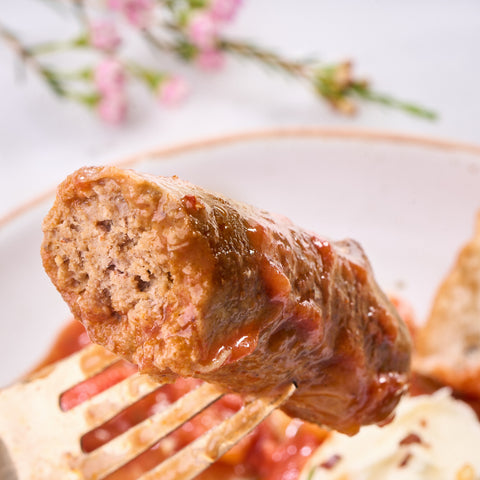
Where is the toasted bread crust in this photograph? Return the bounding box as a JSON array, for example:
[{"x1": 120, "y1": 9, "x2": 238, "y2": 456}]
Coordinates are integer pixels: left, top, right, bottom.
[{"x1": 414, "y1": 212, "x2": 480, "y2": 397}]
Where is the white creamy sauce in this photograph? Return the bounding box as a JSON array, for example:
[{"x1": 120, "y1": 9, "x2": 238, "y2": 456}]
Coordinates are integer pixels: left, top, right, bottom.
[{"x1": 302, "y1": 389, "x2": 480, "y2": 480}]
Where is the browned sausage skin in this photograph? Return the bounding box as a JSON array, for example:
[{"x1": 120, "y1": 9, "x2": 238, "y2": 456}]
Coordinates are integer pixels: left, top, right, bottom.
[{"x1": 41, "y1": 166, "x2": 411, "y2": 434}]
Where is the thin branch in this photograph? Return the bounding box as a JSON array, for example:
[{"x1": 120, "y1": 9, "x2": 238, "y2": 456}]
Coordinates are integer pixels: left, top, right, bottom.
[
  {"x1": 144, "y1": 21, "x2": 437, "y2": 119},
  {"x1": 143, "y1": 28, "x2": 197, "y2": 60},
  {"x1": 1, "y1": 4, "x2": 437, "y2": 121},
  {"x1": 0, "y1": 24, "x2": 39, "y2": 70},
  {"x1": 0, "y1": 22, "x2": 66, "y2": 96},
  {"x1": 218, "y1": 38, "x2": 309, "y2": 78},
  {"x1": 352, "y1": 85, "x2": 437, "y2": 120},
  {"x1": 30, "y1": 34, "x2": 88, "y2": 55},
  {"x1": 143, "y1": 29, "x2": 177, "y2": 53},
  {"x1": 0, "y1": 22, "x2": 98, "y2": 105}
]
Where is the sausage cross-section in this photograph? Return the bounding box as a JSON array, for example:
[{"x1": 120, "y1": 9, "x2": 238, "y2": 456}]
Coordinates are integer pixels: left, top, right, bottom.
[{"x1": 41, "y1": 166, "x2": 411, "y2": 434}]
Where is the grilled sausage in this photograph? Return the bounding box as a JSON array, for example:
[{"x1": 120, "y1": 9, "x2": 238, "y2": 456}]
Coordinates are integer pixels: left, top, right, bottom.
[{"x1": 42, "y1": 166, "x2": 411, "y2": 434}]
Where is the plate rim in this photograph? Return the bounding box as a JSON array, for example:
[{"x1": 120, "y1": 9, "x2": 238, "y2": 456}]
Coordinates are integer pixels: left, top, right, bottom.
[{"x1": 2, "y1": 126, "x2": 480, "y2": 229}]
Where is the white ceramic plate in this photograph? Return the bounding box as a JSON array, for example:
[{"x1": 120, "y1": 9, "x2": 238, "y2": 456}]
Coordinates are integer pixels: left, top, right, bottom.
[{"x1": 1, "y1": 128, "x2": 480, "y2": 386}]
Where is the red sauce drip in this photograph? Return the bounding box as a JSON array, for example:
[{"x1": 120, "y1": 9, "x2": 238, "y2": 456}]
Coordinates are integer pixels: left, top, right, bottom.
[
  {"x1": 260, "y1": 258, "x2": 291, "y2": 304},
  {"x1": 182, "y1": 195, "x2": 205, "y2": 211},
  {"x1": 230, "y1": 334, "x2": 258, "y2": 362},
  {"x1": 246, "y1": 223, "x2": 291, "y2": 305},
  {"x1": 398, "y1": 432, "x2": 423, "y2": 447},
  {"x1": 311, "y1": 237, "x2": 333, "y2": 269},
  {"x1": 319, "y1": 454, "x2": 342, "y2": 470},
  {"x1": 398, "y1": 452, "x2": 412, "y2": 468}
]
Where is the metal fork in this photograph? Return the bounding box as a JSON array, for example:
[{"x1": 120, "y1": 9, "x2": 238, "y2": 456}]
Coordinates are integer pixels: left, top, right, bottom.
[{"x1": 0, "y1": 344, "x2": 295, "y2": 480}]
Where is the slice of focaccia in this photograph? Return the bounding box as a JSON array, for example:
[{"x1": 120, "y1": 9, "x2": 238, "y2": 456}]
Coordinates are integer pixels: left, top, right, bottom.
[{"x1": 415, "y1": 212, "x2": 480, "y2": 397}]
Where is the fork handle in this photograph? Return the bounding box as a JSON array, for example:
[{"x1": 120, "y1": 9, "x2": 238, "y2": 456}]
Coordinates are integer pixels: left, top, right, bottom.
[{"x1": 0, "y1": 439, "x2": 17, "y2": 480}]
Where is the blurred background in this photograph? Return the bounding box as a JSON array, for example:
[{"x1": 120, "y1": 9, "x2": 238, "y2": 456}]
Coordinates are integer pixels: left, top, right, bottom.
[{"x1": 1, "y1": 0, "x2": 479, "y2": 218}]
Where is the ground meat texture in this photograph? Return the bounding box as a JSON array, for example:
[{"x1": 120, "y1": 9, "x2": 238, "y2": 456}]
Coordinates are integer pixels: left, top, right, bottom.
[{"x1": 41, "y1": 166, "x2": 411, "y2": 434}]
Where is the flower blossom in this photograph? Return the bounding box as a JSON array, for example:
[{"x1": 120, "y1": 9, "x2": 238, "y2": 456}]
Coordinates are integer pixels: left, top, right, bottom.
[
  {"x1": 158, "y1": 76, "x2": 189, "y2": 107},
  {"x1": 94, "y1": 58, "x2": 128, "y2": 123},
  {"x1": 187, "y1": 12, "x2": 218, "y2": 50},
  {"x1": 107, "y1": 0, "x2": 154, "y2": 28},
  {"x1": 94, "y1": 58, "x2": 125, "y2": 94},
  {"x1": 107, "y1": 0, "x2": 124, "y2": 10},
  {"x1": 97, "y1": 93, "x2": 127, "y2": 124},
  {"x1": 209, "y1": 0, "x2": 243, "y2": 22},
  {"x1": 89, "y1": 20, "x2": 121, "y2": 52},
  {"x1": 196, "y1": 49, "x2": 225, "y2": 70}
]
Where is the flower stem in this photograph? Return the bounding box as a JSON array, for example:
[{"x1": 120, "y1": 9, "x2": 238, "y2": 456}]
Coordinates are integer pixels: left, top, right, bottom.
[
  {"x1": 126, "y1": 60, "x2": 167, "y2": 89},
  {"x1": 1, "y1": 5, "x2": 437, "y2": 121},
  {"x1": 0, "y1": 22, "x2": 67, "y2": 96},
  {"x1": 220, "y1": 40, "x2": 437, "y2": 119},
  {"x1": 30, "y1": 34, "x2": 89, "y2": 55},
  {"x1": 0, "y1": 23, "x2": 98, "y2": 106},
  {"x1": 218, "y1": 38, "x2": 309, "y2": 78},
  {"x1": 351, "y1": 84, "x2": 437, "y2": 120},
  {"x1": 143, "y1": 29, "x2": 197, "y2": 60}
]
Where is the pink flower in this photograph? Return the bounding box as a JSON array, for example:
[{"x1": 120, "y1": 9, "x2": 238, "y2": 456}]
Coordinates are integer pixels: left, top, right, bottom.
[
  {"x1": 106, "y1": 0, "x2": 154, "y2": 28},
  {"x1": 209, "y1": 0, "x2": 243, "y2": 22},
  {"x1": 128, "y1": 0, "x2": 155, "y2": 28},
  {"x1": 95, "y1": 59, "x2": 127, "y2": 123},
  {"x1": 188, "y1": 12, "x2": 218, "y2": 50},
  {"x1": 97, "y1": 92, "x2": 127, "y2": 124},
  {"x1": 89, "y1": 20, "x2": 121, "y2": 52},
  {"x1": 158, "y1": 76, "x2": 189, "y2": 107},
  {"x1": 94, "y1": 58, "x2": 125, "y2": 94},
  {"x1": 196, "y1": 49, "x2": 225, "y2": 70},
  {"x1": 106, "y1": 0, "x2": 124, "y2": 10},
  {"x1": 125, "y1": 0, "x2": 154, "y2": 28}
]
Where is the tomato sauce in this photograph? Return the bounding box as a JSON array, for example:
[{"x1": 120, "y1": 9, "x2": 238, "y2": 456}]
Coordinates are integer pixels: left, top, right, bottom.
[
  {"x1": 34, "y1": 319, "x2": 328, "y2": 480},
  {"x1": 33, "y1": 295, "x2": 463, "y2": 479}
]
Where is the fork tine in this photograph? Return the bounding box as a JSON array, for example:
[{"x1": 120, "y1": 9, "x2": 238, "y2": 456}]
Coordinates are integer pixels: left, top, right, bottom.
[
  {"x1": 78, "y1": 382, "x2": 224, "y2": 479},
  {"x1": 27, "y1": 344, "x2": 118, "y2": 393},
  {"x1": 139, "y1": 383, "x2": 297, "y2": 480},
  {"x1": 68, "y1": 372, "x2": 164, "y2": 433},
  {"x1": 0, "y1": 438, "x2": 17, "y2": 480}
]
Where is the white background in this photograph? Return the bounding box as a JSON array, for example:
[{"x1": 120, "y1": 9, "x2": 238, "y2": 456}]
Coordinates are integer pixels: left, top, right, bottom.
[{"x1": 1, "y1": 0, "x2": 480, "y2": 217}]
